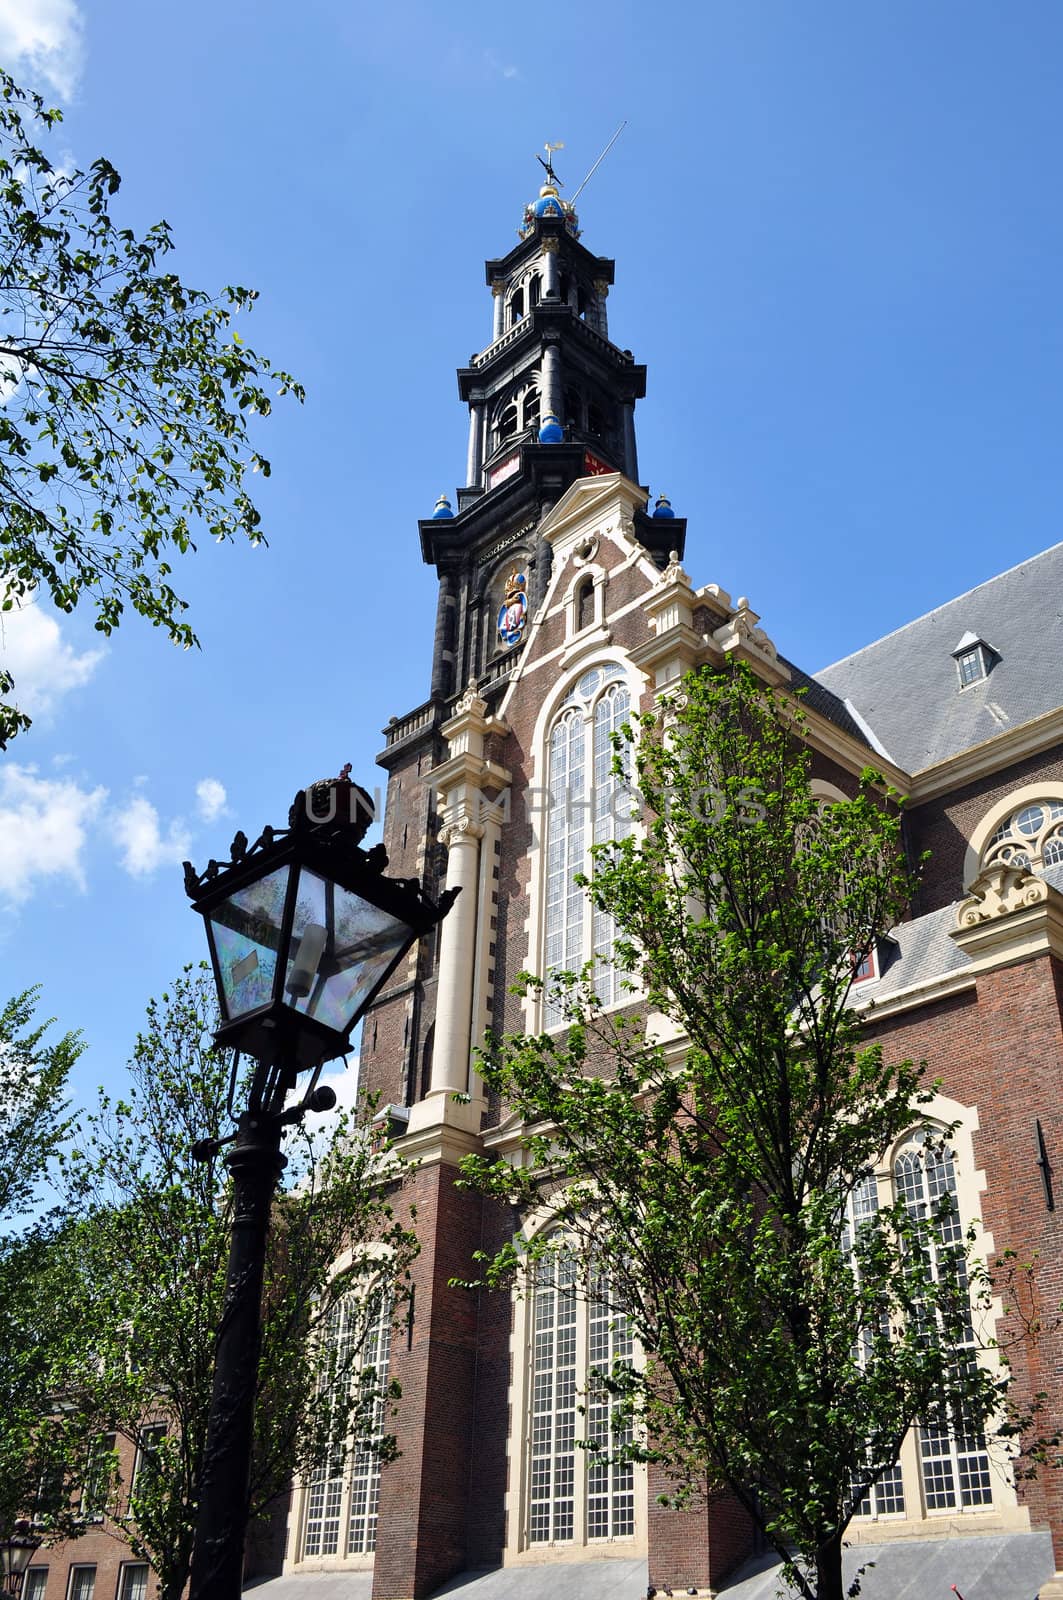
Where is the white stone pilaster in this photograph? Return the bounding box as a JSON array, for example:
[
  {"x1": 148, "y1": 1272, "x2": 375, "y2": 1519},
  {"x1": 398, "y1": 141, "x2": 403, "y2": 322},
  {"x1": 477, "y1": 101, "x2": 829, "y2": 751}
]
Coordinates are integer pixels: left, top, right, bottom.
[{"x1": 405, "y1": 684, "x2": 510, "y2": 1139}]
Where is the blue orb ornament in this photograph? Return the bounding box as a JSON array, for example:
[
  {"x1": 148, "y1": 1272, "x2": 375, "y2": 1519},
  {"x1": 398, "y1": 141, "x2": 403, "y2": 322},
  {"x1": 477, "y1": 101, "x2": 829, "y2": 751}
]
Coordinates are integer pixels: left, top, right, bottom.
[
  {"x1": 431, "y1": 493, "x2": 455, "y2": 519},
  {"x1": 532, "y1": 184, "x2": 566, "y2": 220},
  {"x1": 538, "y1": 413, "x2": 564, "y2": 444},
  {"x1": 652, "y1": 493, "x2": 676, "y2": 519}
]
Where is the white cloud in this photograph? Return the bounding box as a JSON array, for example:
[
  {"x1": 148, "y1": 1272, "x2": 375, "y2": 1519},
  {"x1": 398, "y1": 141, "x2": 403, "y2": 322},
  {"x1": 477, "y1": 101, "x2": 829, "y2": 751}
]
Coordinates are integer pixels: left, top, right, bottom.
[
  {"x1": 112, "y1": 794, "x2": 192, "y2": 879},
  {"x1": 0, "y1": 0, "x2": 84, "y2": 98},
  {"x1": 195, "y1": 777, "x2": 228, "y2": 824},
  {"x1": 0, "y1": 592, "x2": 104, "y2": 722},
  {"x1": 0, "y1": 763, "x2": 105, "y2": 903}
]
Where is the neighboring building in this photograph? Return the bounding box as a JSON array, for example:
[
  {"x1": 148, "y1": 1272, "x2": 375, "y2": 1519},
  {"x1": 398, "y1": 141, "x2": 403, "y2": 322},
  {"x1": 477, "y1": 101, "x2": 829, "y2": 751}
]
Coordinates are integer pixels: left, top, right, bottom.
[{"x1": 25, "y1": 1428, "x2": 161, "y2": 1600}]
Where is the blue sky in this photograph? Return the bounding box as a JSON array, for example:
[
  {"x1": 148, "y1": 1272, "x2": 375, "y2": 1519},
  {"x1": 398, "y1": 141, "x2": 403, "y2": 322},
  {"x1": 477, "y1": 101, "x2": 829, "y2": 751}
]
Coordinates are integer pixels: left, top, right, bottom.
[{"x1": 2, "y1": 0, "x2": 1062, "y2": 1113}]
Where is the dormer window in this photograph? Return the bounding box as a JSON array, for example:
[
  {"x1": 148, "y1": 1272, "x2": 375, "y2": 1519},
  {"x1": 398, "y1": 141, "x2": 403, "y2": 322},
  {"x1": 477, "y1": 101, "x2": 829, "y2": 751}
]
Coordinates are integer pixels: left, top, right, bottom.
[{"x1": 951, "y1": 631, "x2": 997, "y2": 689}]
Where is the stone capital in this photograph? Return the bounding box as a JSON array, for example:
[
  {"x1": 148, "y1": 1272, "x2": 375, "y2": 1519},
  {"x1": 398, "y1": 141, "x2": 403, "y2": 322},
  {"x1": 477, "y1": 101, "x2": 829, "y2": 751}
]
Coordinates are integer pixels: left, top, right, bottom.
[
  {"x1": 540, "y1": 236, "x2": 560, "y2": 254},
  {"x1": 440, "y1": 815, "x2": 485, "y2": 849}
]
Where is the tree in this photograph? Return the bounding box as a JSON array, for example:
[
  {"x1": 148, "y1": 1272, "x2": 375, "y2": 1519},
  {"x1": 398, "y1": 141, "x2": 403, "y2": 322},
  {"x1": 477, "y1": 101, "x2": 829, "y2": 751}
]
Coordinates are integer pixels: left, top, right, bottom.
[
  {"x1": 0, "y1": 69, "x2": 303, "y2": 746},
  {"x1": 0, "y1": 992, "x2": 86, "y2": 1538},
  {"x1": 463, "y1": 662, "x2": 1011, "y2": 1600},
  {"x1": 54, "y1": 965, "x2": 415, "y2": 1600}
]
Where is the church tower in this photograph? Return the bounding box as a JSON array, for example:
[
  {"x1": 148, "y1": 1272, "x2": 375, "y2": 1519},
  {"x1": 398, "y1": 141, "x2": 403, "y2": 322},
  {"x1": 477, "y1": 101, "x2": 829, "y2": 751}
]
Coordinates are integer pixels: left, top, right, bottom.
[
  {"x1": 352, "y1": 166, "x2": 692, "y2": 1600},
  {"x1": 366, "y1": 164, "x2": 684, "y2": 1119}
]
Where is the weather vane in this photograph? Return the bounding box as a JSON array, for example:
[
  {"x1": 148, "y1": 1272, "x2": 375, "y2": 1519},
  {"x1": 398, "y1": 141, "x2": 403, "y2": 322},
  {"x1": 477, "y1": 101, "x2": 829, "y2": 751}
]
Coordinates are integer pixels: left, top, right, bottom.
[{"x1": 536, "y1": 141, "x2": 565, "y2": 188}]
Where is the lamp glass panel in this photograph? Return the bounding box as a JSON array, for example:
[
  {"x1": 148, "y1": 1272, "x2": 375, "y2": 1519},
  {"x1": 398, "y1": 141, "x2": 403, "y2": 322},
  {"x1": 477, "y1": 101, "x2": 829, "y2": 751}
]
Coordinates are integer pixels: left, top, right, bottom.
[
  {"x1": 285, "y1": 868, "x2": 413, "y2": 1034},
  {"x1": 209, "y1": 865, "x2": 291, "y2": 1019}
]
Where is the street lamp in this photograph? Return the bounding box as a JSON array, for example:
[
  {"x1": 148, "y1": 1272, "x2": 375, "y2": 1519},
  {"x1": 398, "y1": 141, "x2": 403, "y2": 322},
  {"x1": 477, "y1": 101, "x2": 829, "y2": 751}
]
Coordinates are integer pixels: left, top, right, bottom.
[
  {"x1": 0, "y1": 1523, "x2": 41, "y2": 1599},
  {"x1": 183, "y1": 770, "x2": 456, "y2": 1600}
]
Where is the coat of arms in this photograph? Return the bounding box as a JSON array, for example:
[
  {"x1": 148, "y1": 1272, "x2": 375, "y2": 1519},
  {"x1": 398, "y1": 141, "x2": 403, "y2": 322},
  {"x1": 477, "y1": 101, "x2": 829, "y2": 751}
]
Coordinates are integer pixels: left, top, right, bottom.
[{"x1": 497, "y1": 568, "x2": 528, "y2": 648}]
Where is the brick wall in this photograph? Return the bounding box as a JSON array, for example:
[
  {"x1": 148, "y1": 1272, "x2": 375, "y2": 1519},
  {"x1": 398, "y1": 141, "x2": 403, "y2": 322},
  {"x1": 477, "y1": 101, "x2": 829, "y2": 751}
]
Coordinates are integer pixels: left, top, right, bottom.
[{"x1": 867, "y1": 954, "x2": 1063, "y2": 1563}]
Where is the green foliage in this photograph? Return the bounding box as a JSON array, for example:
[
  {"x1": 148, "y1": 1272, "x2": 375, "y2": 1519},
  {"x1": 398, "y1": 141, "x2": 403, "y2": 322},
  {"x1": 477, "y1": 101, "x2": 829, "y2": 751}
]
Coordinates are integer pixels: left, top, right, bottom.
[
  {"x1": 463, "y1": 663, "x2": 1009, "y2": 1600},
  {"x1": 47, "y1": 965, "x2": 416, "y2": 1600},
  {"x1": 0, "y1": 988, "x2": 81, "y2": 1229},
  {"x1": 0, "y1": 991, "x2": 85, "y2": 1538},
  {"x1": 0, "y1": 68, "x2": 303, "y2": 746}
]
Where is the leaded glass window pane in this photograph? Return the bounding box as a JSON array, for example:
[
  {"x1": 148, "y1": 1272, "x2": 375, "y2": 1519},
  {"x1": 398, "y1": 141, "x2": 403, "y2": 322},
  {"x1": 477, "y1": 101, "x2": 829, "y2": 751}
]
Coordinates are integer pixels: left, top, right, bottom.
[{"x1": 895, "y1": 1137, "x2": 992, "y2": 1512}]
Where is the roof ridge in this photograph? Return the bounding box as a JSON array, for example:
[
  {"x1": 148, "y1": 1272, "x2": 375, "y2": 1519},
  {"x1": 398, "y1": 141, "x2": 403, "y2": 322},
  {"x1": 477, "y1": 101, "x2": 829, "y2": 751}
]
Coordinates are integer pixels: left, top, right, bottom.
[{"x1": 817, "y1": 540, "x2": 1063, "y2": 675}]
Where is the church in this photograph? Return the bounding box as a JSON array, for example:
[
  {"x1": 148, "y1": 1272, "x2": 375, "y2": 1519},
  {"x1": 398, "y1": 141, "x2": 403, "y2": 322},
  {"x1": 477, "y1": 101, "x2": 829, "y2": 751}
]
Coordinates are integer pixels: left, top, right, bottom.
[
  {"x1": 266, "y1": 165, "x2": 1063, "y2": 1600},
  {"x1": 26, "y1": 166, "x2": 1063, "y2": 1600}
]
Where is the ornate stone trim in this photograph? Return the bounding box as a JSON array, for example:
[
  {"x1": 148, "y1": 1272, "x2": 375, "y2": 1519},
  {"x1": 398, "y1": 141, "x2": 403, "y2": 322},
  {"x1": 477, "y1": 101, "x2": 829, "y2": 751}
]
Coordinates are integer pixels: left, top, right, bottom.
[{"x1": 956, "y1": 862, "x2": 1050, "y2": 927}]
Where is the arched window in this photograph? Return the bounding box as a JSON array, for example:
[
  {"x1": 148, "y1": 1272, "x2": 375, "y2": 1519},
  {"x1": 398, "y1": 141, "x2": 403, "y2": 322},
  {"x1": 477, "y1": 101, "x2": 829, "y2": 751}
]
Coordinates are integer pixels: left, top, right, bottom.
[
  {"x1": 494, "y1": 385, "x2": 540, "y2": 451},
  {"x1": 576, "y1": 576, "x2": 595, "y2": 633},
  {"x1": 497, "y1": 401, "x2": 519, "y2": 443},
  {"x1": 299, "y1": 1290, "x2": 393, "y2": 1562},
  {"x1": 510, "y1": 287, "x2": 524, "y2": 326},
  {"x1": 982, "y1": 798, "x2": 1063, "y2": 873},
  {"x1": 893, "y1": 1133, "x2": 993, "y2": 1513},
  {"x1": 528, "y1": 274, "x2": 541, "y2": 308},
  {"x1": 526, "y1": 1240, "x2": 635, "y2": 1547},
  {"x1": 523, "y1": 386, "x2": 540, "y2": 434},
  {"x1": 844, "y1": 1126, "x2": 1002, "y2": 1527},
  {"x1": 544, "y1": 665, "x2": 634, "y2": 1025}
]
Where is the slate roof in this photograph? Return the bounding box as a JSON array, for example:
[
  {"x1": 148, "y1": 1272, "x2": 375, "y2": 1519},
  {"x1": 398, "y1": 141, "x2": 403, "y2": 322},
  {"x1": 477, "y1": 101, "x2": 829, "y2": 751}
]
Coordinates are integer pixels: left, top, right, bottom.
[
  {"x1": 844, "y1": 862, "x2": 1063, "y2": 1006},
  {"x1": 815, "y1": 543, "x2": 1063, "y2": 774}
]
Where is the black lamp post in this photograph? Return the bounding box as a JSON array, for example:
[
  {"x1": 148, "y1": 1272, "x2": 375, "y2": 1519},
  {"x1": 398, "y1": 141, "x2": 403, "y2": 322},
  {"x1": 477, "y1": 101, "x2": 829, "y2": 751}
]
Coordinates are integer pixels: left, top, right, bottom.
[
  {"x1": 183, "y1": 770, "x2": 456, "y2": 1600},
  {"x1": 0, "y1": 1523, "x2": 41, "y2": 1599}
]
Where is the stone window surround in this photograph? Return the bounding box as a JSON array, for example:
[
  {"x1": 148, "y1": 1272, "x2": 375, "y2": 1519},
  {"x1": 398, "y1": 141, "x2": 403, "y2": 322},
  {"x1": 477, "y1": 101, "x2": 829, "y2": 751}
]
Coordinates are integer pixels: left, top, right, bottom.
[
  {"x1": 964, "y1": 783, "x2": 1063, "y2": 889},
  {"x1": 521, "y1": 650, "x2": 642, "y2": 1037},
  {"x1": 503, "y1": 1205, "x2": 647, "y2": 1563}
]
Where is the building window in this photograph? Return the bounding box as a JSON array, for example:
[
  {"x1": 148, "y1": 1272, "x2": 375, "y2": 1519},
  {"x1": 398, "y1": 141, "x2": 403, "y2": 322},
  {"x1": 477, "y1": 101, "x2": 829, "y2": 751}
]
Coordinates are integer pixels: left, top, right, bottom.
[
  {"x1": 844, "y1": 1174, "x2": 906, "y2": 1518},
  {"x1": 982, "y1": 798, "x2": 1063, "y2": 874},
  {"x1": 24, "y1": 1572, "x2": 47, "y2": 1600},
  {"x1": 116, "y1": 1566, "x2": 149, "y2": 1600},
  {"x1": 527, "y1": 1243, "x2": 635, "y2": 1547},
  {"x1": 67, "y1": 1570, "x2": 95, "y2": 1600},
  {"x1": 544, "y1": 665, "x2": 634, "y2": 1026},
  {"x1": 951, "y1": 634, "x2": 997, "y2": 689},
  {"x1": 132, "y1": 1425, "x2": 166, "y2": 1495},
  {"x1": 956, "y1": 647, "x2": 987, "y2": 686},
  {"x1": 852, "y1": 945, "x2": 878, "y2": 983},
  {"x1": 848, "y1": 1128, "x2": 997, "y2": 1527},
  {"x1": 893, "y1": 1134, "x2": 993, "y2": 1513},
  {"x1": 575, "y1": 577, "x2": 595, "y2": 633},
  {"x1": 300, "y1": 1290, "x2": 393, "y2": 1561},
  {"x1": 83, "y1": 1433, "x2": 116, "y2": 1521}
]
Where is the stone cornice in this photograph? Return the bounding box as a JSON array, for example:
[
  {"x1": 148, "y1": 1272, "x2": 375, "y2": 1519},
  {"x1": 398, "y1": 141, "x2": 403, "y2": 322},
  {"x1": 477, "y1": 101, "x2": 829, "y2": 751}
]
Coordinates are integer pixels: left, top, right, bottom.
[
  {"x1": 907, "y1": 704, "x2": 1063, "y2": 803},
  {"x1": 432, "y1": 749, "x2": 512, "y2": 799},
  {"x1": 800, "y1": 701, "x2": 911, "y2": 793}
]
